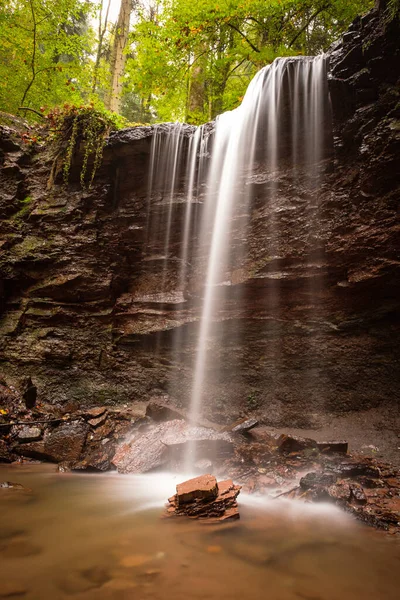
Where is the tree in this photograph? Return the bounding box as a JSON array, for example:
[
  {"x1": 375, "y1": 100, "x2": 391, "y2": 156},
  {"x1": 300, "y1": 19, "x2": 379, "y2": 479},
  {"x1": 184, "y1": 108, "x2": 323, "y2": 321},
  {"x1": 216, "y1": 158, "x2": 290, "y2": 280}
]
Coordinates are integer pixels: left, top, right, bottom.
[
  {"x1": 92, "y1": 0, "x2": 112, "y2": 94},
  {"x1": 105, "y1": 0, "x2": 133, "y2": 113},
  {"x1": 127, "y1": 0, "x2": 374, "y2": 123},
  {"x1": 0, "y1": 0, "x2": 94, "y2": 116}
]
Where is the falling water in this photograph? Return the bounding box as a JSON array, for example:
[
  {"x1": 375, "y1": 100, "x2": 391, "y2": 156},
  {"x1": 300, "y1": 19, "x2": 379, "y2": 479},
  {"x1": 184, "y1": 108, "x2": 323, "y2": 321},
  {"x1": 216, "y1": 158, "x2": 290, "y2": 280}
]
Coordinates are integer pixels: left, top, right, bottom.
[
  {"x1": 145, "y1": 57, "x2": 330, "y2": 470},
  {"x1": 186, "y1": 56, "x2": 330, "y2": 468}
]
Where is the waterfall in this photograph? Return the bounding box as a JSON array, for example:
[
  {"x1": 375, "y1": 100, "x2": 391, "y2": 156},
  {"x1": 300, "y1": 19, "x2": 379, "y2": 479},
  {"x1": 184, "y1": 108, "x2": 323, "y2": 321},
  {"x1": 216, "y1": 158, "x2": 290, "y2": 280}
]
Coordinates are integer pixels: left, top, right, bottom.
[{"x1": 145, "y1": 56, "x2": 331, "y2": 471}]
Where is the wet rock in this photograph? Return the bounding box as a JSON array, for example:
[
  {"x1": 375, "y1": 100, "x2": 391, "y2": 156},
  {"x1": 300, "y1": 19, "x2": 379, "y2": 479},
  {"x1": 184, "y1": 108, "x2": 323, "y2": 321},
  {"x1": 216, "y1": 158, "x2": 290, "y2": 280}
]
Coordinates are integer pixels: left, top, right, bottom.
[
  {"x1": 166, "y1": 475, "x2": 241, "y2": 521},
  {"x1": 72, "y1": 439, "x2": 116, "y2": 472},
  {"x1": 316, "y1": 441, "x2": 348, "y2": 454},
  {"x1": 87, "y1": 413, "x2": 108, "y2": 428},
  {"x1": 327, "y1": 481, "x2": 352, "y2": 501},
  {"x1": 146, "y1": 401, "x2": 185, "y2": 422},
  {"x1": 14, "y1": 440, "x2": 48, "y2": 461},
  {"x1": 350, "y1": 483, "x2": 367, "y2": 504},
  {"x1": 299, "y1": 472, "x2": 337, "y2": 490},
  {"x1": 16, "y1": 421, "x2": 88, "y2": 463},
  {"x1": 330, "y1": 462, "x2": 381, "y2": 479},
  {"x1": 17, "y1": 426, "x2": 42, "y2": 443},
  {"x1": 231, "y1": 418, "x2": 259, "y2": 434},
  {"x1": 58, "y1": 462, "x2": 72, "y2": 473},
  {"x1": 0, "y1": 481, "x2": 26, "y2": 490},
  {"x1": 44, "y1": 421, "x2": 88, "y2": 462},
  {"x1": 112, "y1": 422, "x2": 171, "y2": 474},
  {"x1": 112, "y1": 420, "x2": 233, "y2": 474},
  {"x1": 277, "y1": 434, "x2": 318, "y2": 454},
  {"x1": 84, "y1": 407, "x2": 107, "y2": 419},
  {"x1": 177, "y1": 474, "x2": 218, "y2": 504}
]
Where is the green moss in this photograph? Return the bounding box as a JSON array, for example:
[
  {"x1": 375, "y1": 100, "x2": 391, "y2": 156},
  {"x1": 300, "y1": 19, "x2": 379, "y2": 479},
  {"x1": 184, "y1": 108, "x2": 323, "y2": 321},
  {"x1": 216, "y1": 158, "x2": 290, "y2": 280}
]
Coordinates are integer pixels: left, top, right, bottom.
[
  {"x1": 11, "y1": 235, "x2": 46, "y2": 258},
  {"x1": 11, "y1": 195, "x2": 34, "y2": 221}
]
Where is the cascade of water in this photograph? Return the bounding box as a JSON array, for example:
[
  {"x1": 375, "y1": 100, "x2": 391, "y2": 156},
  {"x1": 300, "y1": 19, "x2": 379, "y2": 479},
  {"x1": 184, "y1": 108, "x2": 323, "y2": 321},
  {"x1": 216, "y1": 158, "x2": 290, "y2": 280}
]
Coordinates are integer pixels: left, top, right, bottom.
[
  {"x1": 145, "y1": 57, "x2": 330, "y2": 471},
  {"x1": 178, "y1": 126, "x2": 207, "y2": 297},
  {"x1": 145, "y1": 123, "x2": 188, "y2": 307},
  {"x1": 183, "y1": 56, "x2": 330, "y2": 469}
]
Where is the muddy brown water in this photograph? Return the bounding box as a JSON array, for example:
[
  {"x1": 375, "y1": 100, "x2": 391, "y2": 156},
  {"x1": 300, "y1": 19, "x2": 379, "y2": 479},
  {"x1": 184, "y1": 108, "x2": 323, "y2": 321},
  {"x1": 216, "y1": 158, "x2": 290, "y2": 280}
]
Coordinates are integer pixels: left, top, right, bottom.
[{"x1": 1, "y1": 465, "x2": 399, "y2": 600}]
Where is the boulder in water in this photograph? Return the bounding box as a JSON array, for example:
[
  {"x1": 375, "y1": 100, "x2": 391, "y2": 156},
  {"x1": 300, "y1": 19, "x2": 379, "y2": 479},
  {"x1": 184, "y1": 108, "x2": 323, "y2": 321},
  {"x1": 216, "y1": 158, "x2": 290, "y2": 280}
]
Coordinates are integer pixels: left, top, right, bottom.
[
  {"x1": 112, "y1": 420, "x2": 234, "y2": 474},
  {"x1": 166, "y1": 474, "x2": 241, "y2": 522}
]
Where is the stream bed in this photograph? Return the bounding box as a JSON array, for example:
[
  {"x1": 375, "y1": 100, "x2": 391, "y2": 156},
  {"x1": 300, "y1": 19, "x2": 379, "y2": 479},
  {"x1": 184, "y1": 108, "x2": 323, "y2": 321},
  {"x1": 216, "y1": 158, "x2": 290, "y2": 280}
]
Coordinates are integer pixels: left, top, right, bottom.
[{"x1": 1, "y1": 464, "x2": 399, "y2": 600}]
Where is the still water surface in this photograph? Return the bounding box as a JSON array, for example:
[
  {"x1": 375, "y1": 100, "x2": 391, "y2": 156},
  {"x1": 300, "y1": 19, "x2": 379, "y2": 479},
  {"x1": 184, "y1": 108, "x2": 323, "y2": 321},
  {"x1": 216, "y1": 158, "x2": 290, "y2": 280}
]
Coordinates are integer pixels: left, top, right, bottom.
[{"x1": 1, "y1": 464, "x2": 399, "y2": 600}]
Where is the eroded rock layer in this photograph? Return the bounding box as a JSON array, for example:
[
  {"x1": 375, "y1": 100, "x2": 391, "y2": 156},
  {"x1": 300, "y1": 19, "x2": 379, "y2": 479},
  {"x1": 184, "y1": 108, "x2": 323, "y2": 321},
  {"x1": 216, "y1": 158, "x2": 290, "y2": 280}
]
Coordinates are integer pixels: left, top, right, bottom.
[{"x1": 0, "y1": 3, "x2": 399, "y2": 445}]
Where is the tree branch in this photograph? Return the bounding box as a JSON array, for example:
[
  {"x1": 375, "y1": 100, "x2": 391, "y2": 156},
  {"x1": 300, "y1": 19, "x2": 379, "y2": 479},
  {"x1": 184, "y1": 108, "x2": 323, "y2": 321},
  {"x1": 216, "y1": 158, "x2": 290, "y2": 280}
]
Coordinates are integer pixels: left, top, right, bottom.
[
  {"x1": 226, "y1": 22, "x2": 260, "y2": 53},
  {"x1": 18, "y1": 107, "x2": 46, "y2": 118},
  {"x1": 289, "y1": 4, "x2": 331, "y2": 48},
  {"x1": 20, "y1": 0, "x2": 37, "y2": 107},
  {"x1": 226, "y1": 58, "x2": 247, "y2": 79}
]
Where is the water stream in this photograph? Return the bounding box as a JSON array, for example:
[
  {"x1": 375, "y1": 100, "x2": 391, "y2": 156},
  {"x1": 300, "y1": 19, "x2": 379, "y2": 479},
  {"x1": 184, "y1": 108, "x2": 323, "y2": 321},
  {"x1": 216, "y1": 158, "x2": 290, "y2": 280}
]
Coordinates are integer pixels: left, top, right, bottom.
[{"x1": 1, "y1": 465, "x2": 399, "y2": 600}]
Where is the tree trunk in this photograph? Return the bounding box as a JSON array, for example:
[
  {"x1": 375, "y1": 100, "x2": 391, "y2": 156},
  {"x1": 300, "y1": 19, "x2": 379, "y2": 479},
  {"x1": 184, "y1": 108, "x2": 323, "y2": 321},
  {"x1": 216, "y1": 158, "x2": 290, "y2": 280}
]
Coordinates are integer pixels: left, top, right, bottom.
[{"x1": 105, "y1": 0, "x2": 132, "y2": 113}]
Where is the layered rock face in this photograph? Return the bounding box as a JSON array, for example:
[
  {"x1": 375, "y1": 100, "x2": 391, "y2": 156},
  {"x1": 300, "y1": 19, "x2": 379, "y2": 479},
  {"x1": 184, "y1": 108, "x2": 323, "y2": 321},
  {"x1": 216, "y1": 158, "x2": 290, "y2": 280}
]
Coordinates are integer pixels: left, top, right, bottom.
[{"x1": 0, "y1": 3, "x2": 399, "y2": 435}]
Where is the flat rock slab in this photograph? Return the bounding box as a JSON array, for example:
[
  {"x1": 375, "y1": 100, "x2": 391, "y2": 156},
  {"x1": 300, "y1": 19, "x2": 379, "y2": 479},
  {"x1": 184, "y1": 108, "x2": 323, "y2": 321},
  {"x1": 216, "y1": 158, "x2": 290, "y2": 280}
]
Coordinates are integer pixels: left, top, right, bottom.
[
  {"x1": 231, "y1": 418, "x2": 259, "y2": 434},
  {"x1": 112, "y1": 420, "x2": 234, "y2": 474},
  {"x1": 317, "y1": 441, "x2": 348, "y2": 454},
  {"x1": 177, "y1": 475, "x2": 218, "y2": 505},
  {"x1": 83, "y1": 407, "x2": 107, "y2": 419},
  {"x1": 166, "y1": 475, "x2": 241, "y2": 522},
  {"x1": 277, "y1": 434, "x2": 318, "y2": 454}
]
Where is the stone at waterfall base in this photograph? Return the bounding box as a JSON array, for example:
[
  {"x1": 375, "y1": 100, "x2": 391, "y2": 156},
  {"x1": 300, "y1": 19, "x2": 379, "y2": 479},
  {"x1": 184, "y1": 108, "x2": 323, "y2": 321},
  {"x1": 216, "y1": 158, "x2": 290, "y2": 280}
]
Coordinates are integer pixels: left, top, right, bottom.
[{"x1": 165, "y1": 475, "x2": 241, "y2": 522}]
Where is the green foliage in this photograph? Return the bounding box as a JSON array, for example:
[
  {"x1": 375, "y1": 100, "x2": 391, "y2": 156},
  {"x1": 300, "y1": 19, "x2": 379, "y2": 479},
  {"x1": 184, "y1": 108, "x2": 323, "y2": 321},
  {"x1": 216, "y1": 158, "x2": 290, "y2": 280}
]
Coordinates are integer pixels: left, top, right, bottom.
[
  {"x1": 47, "y1": 103, "x2": 125, "y2": 189},
  {"x1": 127, "y1": 0, "x2": 374, "y2": 123},
  {"x1": 246, "y1": 391, "x2": 260, "y2": 410},
  {"x1": 0, "y1": 0, "x2": 375, "y2": 125},
  {"x1": 0, "y1": 0, "x2": 95, "y2": 116},
  {"x1": 387, "y1": 0, "x2": 400, "y2": 20}
]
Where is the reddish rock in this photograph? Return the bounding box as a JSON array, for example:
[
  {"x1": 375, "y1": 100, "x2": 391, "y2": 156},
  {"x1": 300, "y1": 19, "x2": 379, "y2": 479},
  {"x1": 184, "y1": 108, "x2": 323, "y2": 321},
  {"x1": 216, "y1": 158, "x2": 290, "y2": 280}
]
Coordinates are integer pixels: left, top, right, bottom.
[
  {"x1": 350, "y1": 483, "x2": 367, "y2": 505},
  {"x1": 328, "y1": 481, "x2": 352, "y2": 501},
  {"x1": 87, "y1": 414, "x2": 108, "y2": 428},
  {"x1": 71, "y1": 439, "x2": 116, "y2": 472},
  {"x1": 176, "y1": 475, "x2": 218, "y2": 505},
  {"x1": 16, "y1": 421, "x2": 88, "y2": 463},
  {"x1": 84, "y1": 407, "x2": 107, "y2": 419},
  {"x1": 166, "y1": 475, "x2": 241, "y2": 521}
]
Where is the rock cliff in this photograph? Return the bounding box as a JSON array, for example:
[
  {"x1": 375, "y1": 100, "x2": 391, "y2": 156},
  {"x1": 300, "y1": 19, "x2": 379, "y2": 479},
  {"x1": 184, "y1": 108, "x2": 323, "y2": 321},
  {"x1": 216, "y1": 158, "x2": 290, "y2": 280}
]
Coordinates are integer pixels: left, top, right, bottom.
[{"x1": 0, "y1": 2, "x2": 399, "y2": 446}]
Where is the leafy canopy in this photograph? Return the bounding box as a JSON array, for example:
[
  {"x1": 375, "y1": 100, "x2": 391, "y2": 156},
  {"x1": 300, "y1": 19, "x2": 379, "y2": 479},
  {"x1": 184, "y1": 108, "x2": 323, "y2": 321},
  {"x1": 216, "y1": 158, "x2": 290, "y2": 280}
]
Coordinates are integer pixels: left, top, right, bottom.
[{"x1": 0, "y1": 0, "x2": 374, "y2": 124}]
